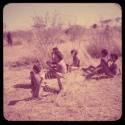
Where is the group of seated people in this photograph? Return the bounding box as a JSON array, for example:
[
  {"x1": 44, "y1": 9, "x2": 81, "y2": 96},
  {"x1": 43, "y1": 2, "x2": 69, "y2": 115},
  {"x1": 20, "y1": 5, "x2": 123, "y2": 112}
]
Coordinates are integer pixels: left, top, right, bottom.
[
  {"x1": 30, "y1": 47, "x2": 120, "y2": 99},
  {"x1": 30, "y1": 47, "x2": 80, "y2": 99},
  {"x1": 82, "y1": 49, "x2": 119, "y2": 79},
  {"x1": 45, "y1": 47, "x2": 80, "y2": 76}
]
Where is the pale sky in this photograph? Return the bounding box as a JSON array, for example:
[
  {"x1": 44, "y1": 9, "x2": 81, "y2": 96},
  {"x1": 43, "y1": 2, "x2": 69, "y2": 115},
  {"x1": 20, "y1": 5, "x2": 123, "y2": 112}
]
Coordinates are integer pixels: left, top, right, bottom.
[{"x1": 3, "y1": 3, "x2": 121, "y2": 31}]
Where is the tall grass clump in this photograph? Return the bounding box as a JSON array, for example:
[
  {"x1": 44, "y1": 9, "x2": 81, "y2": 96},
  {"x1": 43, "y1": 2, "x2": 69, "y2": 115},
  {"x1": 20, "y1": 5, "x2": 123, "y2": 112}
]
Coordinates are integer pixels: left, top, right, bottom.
[
  {"x1": 29, "y1": 15, "x2": 121, "y2": 69},
  {"x1": 86, "y1": 24, "x2": 121, "y2": 58},
  {"x1": 30, "y1": 14, "x2": 66, "y2": 68}
]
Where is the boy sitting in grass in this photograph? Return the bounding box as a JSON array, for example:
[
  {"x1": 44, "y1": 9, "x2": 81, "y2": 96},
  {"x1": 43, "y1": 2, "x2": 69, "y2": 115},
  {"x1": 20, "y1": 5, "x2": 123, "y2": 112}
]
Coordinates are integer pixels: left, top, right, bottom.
[
  {"x1": 67, "y1": 49, "x2": 80, "y2": 72},
  {"x1": 83, "y1": 50, "x2": 119, "y2": 80},
  {"x1": 30, "y1": 64, "x2": 42, "y2": 99},
  {"x1": 82, "y1": 49, "x2": 109, "y2": 75},
  {"x1": 93, "y1": 53, "x2": 119, "y2": 80}
]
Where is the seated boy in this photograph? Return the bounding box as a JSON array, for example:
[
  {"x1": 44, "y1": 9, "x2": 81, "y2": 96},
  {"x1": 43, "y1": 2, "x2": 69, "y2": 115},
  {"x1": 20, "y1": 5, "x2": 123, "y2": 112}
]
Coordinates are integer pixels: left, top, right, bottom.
[
  {"x1": 84, "y1": 49, "x2": 114, "y2": 79},
  {"x1": 85, "y1": 52, "x2": 119, "y2": 80},
  {"x1": 91, "y1": 53, "x2": 119, "y2": 80},
  {"x1": 30, "y1": 64, "x2": 42, "y2": 99},
  {"x1": 50, "y1": 47, "x2": 67, "y2": 74},
  {"x1": 82, "y1": 49, "x2": 108, "y2": 74},
  {"x1": 67, "y1": 49, "x2": 80, "y2": 72}
]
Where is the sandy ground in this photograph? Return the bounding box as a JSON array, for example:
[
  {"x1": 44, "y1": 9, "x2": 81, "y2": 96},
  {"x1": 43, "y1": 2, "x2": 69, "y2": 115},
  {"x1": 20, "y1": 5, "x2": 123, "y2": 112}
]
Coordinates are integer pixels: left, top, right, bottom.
[{"x1": 3, "y1": 44, "x2": 122, "y2": 121}]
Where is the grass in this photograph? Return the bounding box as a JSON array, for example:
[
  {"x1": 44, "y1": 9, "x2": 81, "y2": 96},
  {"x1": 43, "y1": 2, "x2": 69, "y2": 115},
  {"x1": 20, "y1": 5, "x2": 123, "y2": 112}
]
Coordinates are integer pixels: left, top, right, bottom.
[{"x1": 3, "y1": 20, "x2": 122, "y2": 121}]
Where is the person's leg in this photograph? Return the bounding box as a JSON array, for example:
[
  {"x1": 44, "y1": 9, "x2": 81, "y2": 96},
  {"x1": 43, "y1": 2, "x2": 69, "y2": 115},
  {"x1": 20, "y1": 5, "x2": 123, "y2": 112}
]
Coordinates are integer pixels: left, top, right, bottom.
[
  {"x1": 31, "y1": 74, "x2": 41, "y2": 98},
  {"x1": 55, "y1": 72, "x2": 63, "y2": 93},
  {"x1": 30, "y1": 71, "x2": 36, "y2": 96},
  {"x1": 89, "y1": 66, "x2": 96, "y2": 71},
  {"x1": 34, "y1": 83, "x2": 41, "y2": 98},
  {"x1": 104, "y1": 66, "x2": 114, "y2": 77},
  {"x1": 86, "y1": 67, "x2": 102, "y2": 79},
  {"x1": 86, "y1": 71, "x2": 96, "y2": 79},
  {"x1": 57, "y1": 77, "x2": 63, "y2": 90},
  {"x1": 32, "y1": 83, "x2": 38, "y2": 98},
  {"x1": 82, "y1": 66, "x2": 95, "y2": 76},
  {"x1": 66, "y1": 64, "x2": 72, "y2": 73},
  {"x1": 87, "y1": 66, "x2": 113, "y2": 80},
  {"x1": 58, "y1": 60, "x2": 67, "y2": 74},
  {"x1": 71, "y1": 66, "x2": 79, "y2": 71},
  {"x1": 82, "y1": 65, "x2": 95, "y2": 72}
]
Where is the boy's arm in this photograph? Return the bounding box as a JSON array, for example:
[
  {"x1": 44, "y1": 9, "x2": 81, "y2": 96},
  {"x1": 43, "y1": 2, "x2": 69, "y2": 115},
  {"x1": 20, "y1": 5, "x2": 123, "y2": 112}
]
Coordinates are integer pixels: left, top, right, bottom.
[
  {"x1": 77, "y1": 58, "x2": 80, "y2": 67},
  {"x1": 57, "y1": 51, "x2": 63, "y2": 60},
  {"x1": 107, "y1": 59, "x2": 113, "y2": 67}
]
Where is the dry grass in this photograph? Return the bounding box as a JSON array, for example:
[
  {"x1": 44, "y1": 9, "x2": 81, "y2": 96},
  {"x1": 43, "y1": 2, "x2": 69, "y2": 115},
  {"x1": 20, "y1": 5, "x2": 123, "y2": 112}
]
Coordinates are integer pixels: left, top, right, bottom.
[
  {"x1": 4, "y1": 22, "x2": 122, "y2": 121},
  {"x1": 4, "y1": 42, "x2": 122, "y2": 121},
  {"x1": 4, "y1": 65, "x2": 122, "y2": 121}
]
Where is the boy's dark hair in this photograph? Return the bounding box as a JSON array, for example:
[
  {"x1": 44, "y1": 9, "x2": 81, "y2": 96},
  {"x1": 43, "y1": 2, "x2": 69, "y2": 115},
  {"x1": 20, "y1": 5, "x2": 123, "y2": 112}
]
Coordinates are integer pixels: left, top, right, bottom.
[
  {"x1": 101, "y1": 49, "x2": 108, "y2": 57},
  {"x1": 33, "y1": 64, "x2": 41, "y2": 73},
  {"x1": 110, "y1": 53, "x2": 118, "y2": 61},
  {"x1": 53, "y1": 47, "x2": 58, "y2": 52},
  {"x1": 71, "y1": 49, "x2": 78, "y2": 55}
]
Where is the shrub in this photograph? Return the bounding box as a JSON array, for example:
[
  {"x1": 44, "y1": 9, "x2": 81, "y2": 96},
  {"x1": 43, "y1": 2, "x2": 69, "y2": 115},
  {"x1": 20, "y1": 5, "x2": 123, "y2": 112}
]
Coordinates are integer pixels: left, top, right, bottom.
[{"x1": 86, "y1": 25, "x2": 121, "y2": 58}]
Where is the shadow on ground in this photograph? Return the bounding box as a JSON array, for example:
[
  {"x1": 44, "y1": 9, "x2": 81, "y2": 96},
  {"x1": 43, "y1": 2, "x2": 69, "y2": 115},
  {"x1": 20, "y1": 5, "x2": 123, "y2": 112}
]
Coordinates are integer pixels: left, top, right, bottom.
[
  {"x1": 13, "y1": 83, "x2": 32, "y2": 89},
  {"x1": 8, "y1": 93, "x2": 53, "y2": 106},
  {"x1": 9, "y1": 83, "x2": 59, "y2": 106}
]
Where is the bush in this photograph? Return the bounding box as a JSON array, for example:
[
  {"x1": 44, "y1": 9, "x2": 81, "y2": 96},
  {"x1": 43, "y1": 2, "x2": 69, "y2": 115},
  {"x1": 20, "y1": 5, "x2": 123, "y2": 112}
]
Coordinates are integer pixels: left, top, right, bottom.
[
  {"x1": 10, "y1": 57, "x2": 38, "y2": 68},
  {"x1": 65, "y1": 25, "x2": 85, "y2": 41},
  {"x1": 86, "y1": 26, "x2": 121, "y2": 58}
]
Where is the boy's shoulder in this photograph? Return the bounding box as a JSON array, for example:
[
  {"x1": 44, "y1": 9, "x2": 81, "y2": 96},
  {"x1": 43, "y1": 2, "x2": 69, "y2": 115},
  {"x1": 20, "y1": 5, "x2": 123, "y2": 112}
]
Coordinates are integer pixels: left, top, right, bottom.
[{"x1": 57, "y1": 50, "x2": 63, "y2": 56}]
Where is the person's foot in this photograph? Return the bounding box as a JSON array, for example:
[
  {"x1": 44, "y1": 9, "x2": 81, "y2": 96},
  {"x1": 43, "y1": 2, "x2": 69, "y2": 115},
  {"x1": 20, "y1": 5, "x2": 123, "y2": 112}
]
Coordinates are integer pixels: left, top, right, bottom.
[
  {"x1": 82, "y1": 68, "x2": 86, "y2": 71},
  {"x1": 86, "y1": 75, "x2": 91, "y2": 80},
  {"x1": 25, "y1": 97, "x2": 33, "y2": 101},
  {"x1": 32, "y1": 96, "x2": 41, "y2": 100},
  {"x1": 82, "y1": 71, "x2": 88, "y2": 76},
  {"x1": 55, "y1": 90, "x2": 60, "y2": 94}
]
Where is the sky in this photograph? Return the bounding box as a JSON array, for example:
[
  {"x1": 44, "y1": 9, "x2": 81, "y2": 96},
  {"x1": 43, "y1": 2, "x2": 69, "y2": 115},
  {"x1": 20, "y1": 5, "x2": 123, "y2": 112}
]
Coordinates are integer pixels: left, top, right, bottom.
[{"x1": 3, "y1": 3, "x2": 121, "y2": 31}]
